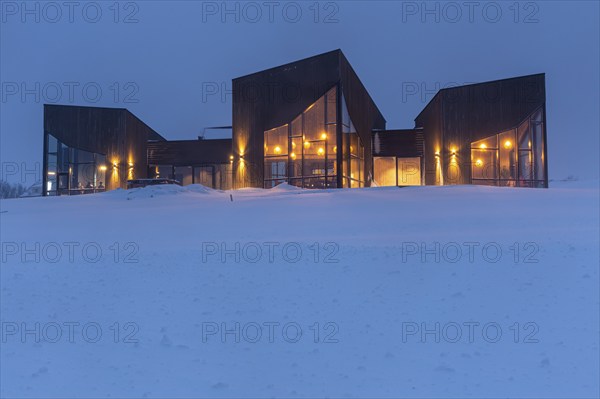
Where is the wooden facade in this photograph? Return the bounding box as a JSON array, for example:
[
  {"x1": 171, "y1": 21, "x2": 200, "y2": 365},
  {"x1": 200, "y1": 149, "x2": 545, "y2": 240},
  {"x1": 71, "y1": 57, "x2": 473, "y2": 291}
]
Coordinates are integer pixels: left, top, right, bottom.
[
  {"x1": 372, "y1": 129, "x2": 424, "y2": 158},
  {"x1": 147, "y1": 139, "x2": 232, "y2": 166},
  {"x1": 43, "y1": 54, "x2": 548, "y2": 194},
  {"x1": 414, "y1": 74, "x2": 547, "y2": 186},
  {"x1": 232, "y1": 49, "x2": 386, "y2": 188},
  {"x1": 43, "y1": 105, "x2": 164, "y2": 192}
]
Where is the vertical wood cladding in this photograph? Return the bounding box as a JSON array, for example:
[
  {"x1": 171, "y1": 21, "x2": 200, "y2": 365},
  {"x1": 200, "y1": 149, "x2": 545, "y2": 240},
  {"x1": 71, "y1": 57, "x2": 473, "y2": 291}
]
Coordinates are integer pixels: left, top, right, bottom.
[
  {"x1": 372, "y1": 130, "x2": 424, "y2": 158},
  {"x1": 415, "y1": 74, "x2": 546, "y2": 185},
  {"x1": 232, "y1": 49, "x2": 385, "y2": 188},
  {"x1": 43, "y1": 105, "x2": 163, "y2": 190},
  {"x1": 147, "y1": 139, "x2": 232, "y2": 165}
]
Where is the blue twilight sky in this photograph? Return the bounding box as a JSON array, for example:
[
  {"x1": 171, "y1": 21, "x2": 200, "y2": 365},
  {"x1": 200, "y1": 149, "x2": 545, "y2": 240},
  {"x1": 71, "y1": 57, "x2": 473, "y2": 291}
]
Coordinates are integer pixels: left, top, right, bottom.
[{"x1": 1, "y1": 1, "x2": 598, "y2": 185}]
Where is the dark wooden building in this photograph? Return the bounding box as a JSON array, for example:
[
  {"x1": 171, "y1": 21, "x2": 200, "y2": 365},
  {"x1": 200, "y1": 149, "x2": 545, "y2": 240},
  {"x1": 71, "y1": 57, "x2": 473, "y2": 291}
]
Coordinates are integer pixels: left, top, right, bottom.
[
  {"x1": 42, "y1": 51, "x2": 548, "y2": 196},
  {"x1": 415, "y1": 74, "x2": 548, "y2": 187},
  {"x1": 232, "y1": 49, "x2": 386, "y2": 189},
  {"x1": 147, "y1": 139, "x2": 233, "y2": 189},
  {"x1": 43, "y1": 105, "x2": 165, "y2": 195}
]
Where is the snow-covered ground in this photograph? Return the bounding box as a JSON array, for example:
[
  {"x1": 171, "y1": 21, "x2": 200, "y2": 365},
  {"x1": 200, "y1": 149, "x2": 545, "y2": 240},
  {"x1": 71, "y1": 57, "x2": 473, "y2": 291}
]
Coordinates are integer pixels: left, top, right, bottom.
[{"x1": 1, "y1": 181, "x2": 598, "y2": 398}]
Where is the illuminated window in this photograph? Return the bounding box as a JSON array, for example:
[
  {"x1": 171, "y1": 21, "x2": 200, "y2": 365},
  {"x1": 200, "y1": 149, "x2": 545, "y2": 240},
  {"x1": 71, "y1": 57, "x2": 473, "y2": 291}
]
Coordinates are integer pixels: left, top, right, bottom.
[
  {"x1": 43, "y1": 132, "x2": 107, "y2": 196},
  {"x1": 470, "y1": 107, "x2": 546, "y2": 187},
  {"x1": 263, "y1": 86, "x2": 338, "y2": 189}
]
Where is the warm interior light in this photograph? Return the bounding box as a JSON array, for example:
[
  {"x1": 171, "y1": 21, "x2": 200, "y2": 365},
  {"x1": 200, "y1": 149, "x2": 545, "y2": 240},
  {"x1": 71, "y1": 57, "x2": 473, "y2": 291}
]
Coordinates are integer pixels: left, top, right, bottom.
[
  {"x1": 304, "y1": 141, "x2": 310, "y2": 149},
  {"x1": 47, "y1": 171, "x2": 56, "y2": 176},
  {"x1": 291, "y1": 142, "x2": 296, "y2": 149},
  {"x1": 333, "y1": 146, "x2": 337, "y2": 153},
  {"x1": 475, "y1": 159, "x2": 483, "y2": 167},
  {"x1": 290, "y1": 152, "x2": 296, "y2": 159},
  {"x1": 504, "y1": 140, "x2": 512, "y2": 149},
  {"x1": 320, "y1": 132, "x2": 327, "y2": 140},
  {"x1": 317, "y1": 147, "x2": 325, "y2": 156},
  {"x1": 479, "y1": 144, "x2": 487, "y2": 149},
  {"x1": 229, "y1": 155, "x2": 234, "y2": 161},
  {"x1": 99, "y1": 165, "x2": 107, "y2": 171}
]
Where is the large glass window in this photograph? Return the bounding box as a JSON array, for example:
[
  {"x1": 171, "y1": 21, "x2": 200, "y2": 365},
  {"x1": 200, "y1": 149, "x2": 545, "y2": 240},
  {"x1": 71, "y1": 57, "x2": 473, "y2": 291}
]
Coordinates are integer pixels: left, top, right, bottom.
[
  {"x1": 373, "y1": 157, "x2": 397, "y2": 186},
  {"x1": 149, "y1": 163, "x2": 233, "y2": 190},
  {"x1": 373, "y1": 156, "x2": 422, "y2": 187},
  {"x1": 397, "y1": 157, "x2": 422, "y2": 186},
  {"x1": 263, "y1": 86, "x2": 338, "y2": 189},
  {"x1": 43, "y1": 133, "x2": 107, "y2": 196},
  {"x1": 340, "y1": 95, "x2": 364, "y2": 188},
  {"x1": 470, "y1": 107, "x2": 546, "y2": 187}
]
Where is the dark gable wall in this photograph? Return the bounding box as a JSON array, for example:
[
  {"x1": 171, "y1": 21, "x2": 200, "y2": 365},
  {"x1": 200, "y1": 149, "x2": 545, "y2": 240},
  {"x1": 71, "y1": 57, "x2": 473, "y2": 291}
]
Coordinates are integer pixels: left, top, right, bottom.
[
  {"x1": 415, "y1": 74, "x2": 546, "y2": 185},
  {"x1": 232, "y1": 49, "x2": 386, "y2": 188},
  {"x1": 43, "y1": 105, "x2": 161, "y2": 189},
  {"x1": 232, "y1": 50, "x2": 341, "y2": 187}
]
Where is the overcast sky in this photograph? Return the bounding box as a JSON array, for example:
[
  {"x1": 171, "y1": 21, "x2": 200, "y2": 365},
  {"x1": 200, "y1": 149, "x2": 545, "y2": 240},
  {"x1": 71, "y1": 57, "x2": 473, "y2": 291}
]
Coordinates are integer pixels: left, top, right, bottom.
[{"x1": 1, "y1": 1, "x2": 598, "y2": 185}]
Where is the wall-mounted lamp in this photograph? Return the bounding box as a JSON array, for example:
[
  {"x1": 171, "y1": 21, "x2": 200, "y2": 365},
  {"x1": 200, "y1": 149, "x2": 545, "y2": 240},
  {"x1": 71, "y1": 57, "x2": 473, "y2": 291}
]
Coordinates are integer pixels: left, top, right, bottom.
[{"x1": 99, "y1": 165, "x2": 108, "y2": 172}]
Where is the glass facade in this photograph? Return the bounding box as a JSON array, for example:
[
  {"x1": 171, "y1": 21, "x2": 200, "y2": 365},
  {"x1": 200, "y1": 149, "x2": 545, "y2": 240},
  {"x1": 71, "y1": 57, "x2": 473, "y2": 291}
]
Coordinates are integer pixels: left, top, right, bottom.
[
  {"x1": 373, "y1": 157, "x2": 422, "y2": 187},
  {"x1": 263, "y1": 86, "x2": 365, "y2": 189},
  {"x1": 148, "y1": 163, "x2": 233, "y2": 190},
  {"x1": 470, "y1": 107, "x2": 546, "y2": 187},
  {"x1": 340, "y1": 94, "x2": 364, "y2": 188},
  {"x1": 44, "y1": 133, "x2": 107, "y2": 196}
]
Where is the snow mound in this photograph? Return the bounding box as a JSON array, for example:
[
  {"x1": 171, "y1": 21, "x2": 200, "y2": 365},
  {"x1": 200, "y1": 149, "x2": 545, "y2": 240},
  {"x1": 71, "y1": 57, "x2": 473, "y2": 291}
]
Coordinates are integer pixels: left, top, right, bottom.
[{"x1": 102, "y1": 183, "x2": 217, "y2": 200}]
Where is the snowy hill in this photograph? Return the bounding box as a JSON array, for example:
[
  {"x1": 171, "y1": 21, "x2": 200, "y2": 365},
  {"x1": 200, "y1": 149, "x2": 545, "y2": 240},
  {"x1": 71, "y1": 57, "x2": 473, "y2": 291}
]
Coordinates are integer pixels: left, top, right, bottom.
[{"x1": 1, "y1": 182, "x2": 599, "y2": 398}]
